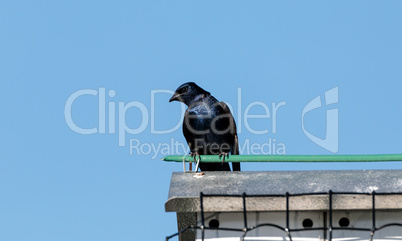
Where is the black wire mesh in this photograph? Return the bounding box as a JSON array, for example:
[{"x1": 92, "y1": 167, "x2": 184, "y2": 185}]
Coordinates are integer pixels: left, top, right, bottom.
[{"x1": 166, "y1": 191, "x2": 402, "y2": 241}]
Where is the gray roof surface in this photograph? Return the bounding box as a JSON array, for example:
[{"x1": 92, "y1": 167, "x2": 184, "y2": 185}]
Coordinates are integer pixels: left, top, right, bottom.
[{"x1": 166, "y1": 170, "x2": 402, "y2": 212}]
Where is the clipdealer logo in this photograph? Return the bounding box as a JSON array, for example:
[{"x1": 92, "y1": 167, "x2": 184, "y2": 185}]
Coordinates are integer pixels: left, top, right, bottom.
[
  {"x1": 302, "y1": 87, "x2": 339, "y2": 153},
  {"x1": 64, "y1": 87, "x2": 338, "y2": 157}
]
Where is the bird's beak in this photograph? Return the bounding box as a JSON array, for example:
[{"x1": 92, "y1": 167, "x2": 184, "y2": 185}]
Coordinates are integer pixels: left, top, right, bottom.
[{"x1": 169, "y1": 94, "x2": 179, "y2": 102}]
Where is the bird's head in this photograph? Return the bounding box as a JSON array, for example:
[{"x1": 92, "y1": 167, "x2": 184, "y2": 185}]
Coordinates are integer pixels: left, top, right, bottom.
[{"x1": 169, "y1": 82, "x2": 210, "y2": 106}]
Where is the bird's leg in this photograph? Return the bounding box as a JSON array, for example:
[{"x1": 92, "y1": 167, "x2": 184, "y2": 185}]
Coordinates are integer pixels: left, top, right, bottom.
[
  {"x1": 219, "y1": 152, "x2": 229, "y2": 163},
  {"x1": 189, "y1": 151, "x2": 200, "y2": 171}
]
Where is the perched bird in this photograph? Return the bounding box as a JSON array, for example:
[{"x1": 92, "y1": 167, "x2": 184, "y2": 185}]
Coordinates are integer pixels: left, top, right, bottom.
[{"x1": 169, "y1": 82, "x2": 241, "y2": 171}]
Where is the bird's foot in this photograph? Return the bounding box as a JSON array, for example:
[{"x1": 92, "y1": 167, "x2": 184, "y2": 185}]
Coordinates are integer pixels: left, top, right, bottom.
[
  {"x1": 219, "y1": 152, "x2": 229, "y2": 163},
  {"x1": 189, "y1": 152, "x2": 200, "y2": 162}
]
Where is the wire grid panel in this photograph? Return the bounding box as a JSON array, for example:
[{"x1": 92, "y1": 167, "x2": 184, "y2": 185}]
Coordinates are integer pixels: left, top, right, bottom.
[
  {"x1": 195, "y1": 211, "x2": 402, "y2": 241},
  {"x1": 197, "y1": 211, "x2": 325, "y2": 240},
  {"x1": 166, "y1": 191, "x2": 402, "y2": 241}
]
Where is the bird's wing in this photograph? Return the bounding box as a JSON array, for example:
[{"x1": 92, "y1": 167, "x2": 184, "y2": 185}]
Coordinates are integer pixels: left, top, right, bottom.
[{"x1": 219, "y1": 102, "x2": 241, "y2": 171}]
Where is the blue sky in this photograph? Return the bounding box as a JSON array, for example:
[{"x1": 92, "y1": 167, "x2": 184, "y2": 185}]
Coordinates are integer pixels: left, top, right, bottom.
[{"x1": 1, "y1": 1, "x2": 402, "y2": 240}]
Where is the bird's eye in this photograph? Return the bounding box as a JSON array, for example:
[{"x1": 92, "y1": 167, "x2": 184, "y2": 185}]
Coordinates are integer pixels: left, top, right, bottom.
[{"x1": 178, "y1": 86, "x2": 188, "y2": 94}]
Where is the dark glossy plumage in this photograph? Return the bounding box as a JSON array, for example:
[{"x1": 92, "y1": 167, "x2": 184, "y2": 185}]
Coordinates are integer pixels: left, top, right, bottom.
[{"x1": 169, "y1": 82, "x2": 241, "y2": 171}]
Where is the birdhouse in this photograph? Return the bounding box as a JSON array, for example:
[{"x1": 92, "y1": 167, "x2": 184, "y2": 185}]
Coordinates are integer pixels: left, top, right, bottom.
[{"x1": 165, "y1": 169, "x2": 402, "y2": 241}]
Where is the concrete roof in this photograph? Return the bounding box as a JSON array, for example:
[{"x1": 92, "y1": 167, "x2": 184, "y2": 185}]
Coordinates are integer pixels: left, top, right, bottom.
[{"x1": 165, "y1": 170, "x2": 402, "y2": 212}]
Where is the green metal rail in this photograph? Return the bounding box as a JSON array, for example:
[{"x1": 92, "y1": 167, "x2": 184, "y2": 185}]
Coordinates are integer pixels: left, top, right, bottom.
[{"x1": 162, "y1": 154, "x2": 402, "y2": 163}]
